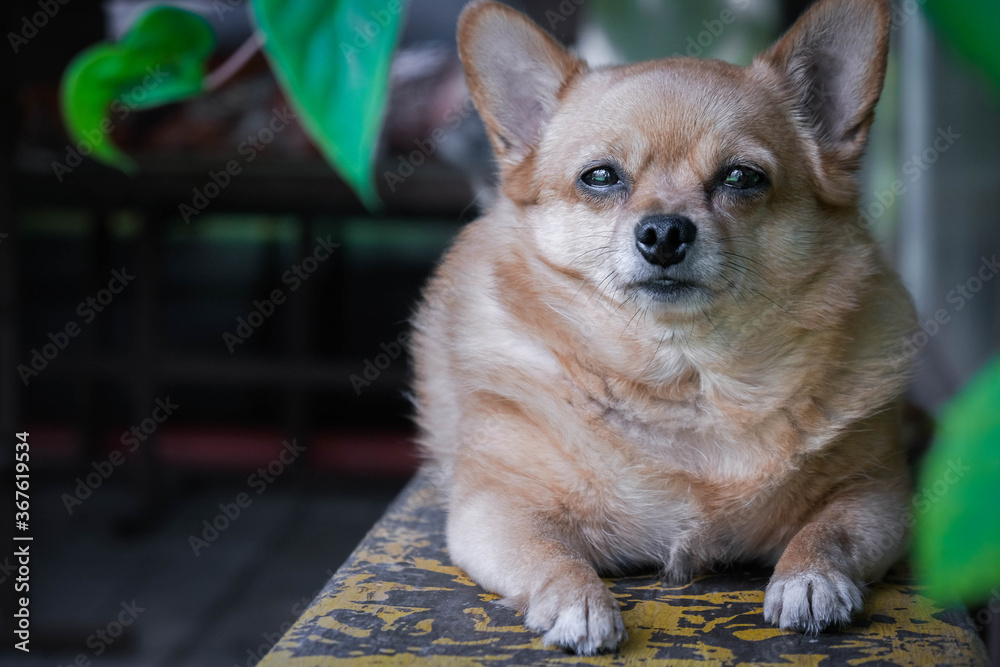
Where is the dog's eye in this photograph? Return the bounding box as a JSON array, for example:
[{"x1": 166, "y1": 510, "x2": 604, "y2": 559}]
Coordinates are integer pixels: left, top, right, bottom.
[
  {"x1": 723, "y1": 167, "x2": 764, "y2": 189},
  {"x1": 581, "y1": 166, "x2": 620, "y2": 188}
]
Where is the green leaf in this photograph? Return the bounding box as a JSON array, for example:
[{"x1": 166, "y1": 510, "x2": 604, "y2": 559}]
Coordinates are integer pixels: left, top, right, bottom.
[
  {"x1": 253, "y1": 0, "x2": 404, "y2": 209},
  {"x1": 922, "y1": 0, "x2": 1000, "y2": 93},
  {"x1": 60, "y1": 7, "x2": 215, "y2": 172},
  {"x1": 915, "y1": 354, "x2": 1000, "y2": 603}
]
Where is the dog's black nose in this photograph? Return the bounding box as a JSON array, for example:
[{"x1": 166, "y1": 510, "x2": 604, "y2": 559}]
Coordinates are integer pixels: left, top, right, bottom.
[{"x1": 634, "y1": 215, "x2": 697, "y2": 267}]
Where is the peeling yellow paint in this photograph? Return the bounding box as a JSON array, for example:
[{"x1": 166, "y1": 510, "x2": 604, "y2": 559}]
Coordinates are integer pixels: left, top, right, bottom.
[
  {"x1": 315, "y1": 617, "x2": 371, "y2": 639},
  {"x1": 431, "y1": 637, "x2": 499, "y2": 647},
  {"x1": 732, "y1": 627, "x2": 785, "y2": 641},
  {"x1": 257, "y1": 475, "x2": 989, "y2": 667},
  {"x1": 463, "y1": 607, "x2": 529, "y2": 634},
  {"x1": 409, "y1": 558, "x2": 478, "y2": 586}
]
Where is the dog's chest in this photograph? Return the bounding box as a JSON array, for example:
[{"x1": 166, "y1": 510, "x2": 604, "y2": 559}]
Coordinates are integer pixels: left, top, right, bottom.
[
  {"x1": 574, "y1": 365, "x2": 789, "y2": 480},
  {"x1": 566, "y1": 379, "x2": 801, "y2": 569}
]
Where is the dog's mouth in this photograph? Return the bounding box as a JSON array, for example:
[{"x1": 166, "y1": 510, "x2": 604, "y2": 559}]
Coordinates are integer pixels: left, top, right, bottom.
[{"x1": 632, "y1": 277, "x2": 702, "y2": 303}]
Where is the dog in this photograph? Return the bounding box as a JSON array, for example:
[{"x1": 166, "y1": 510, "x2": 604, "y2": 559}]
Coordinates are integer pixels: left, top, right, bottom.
[{"x1": 411, "y1": 0, "x2": 916, "y2": 655}]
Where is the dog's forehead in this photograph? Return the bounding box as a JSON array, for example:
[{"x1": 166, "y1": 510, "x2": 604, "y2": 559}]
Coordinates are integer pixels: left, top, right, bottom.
[{"x1": 548, "y1": 59, "x2": 778, "y2": 158}]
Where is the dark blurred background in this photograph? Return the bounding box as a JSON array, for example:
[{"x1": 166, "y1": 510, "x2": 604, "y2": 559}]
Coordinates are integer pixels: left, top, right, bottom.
[{"x1": 0, "y1": 0, "x2": 997, "y2": 665}]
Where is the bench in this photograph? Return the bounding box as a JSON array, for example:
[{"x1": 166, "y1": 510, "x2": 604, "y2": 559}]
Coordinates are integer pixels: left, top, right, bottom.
[{"x1": 259, "y1": 471, "x2": 989, "y2": 665}]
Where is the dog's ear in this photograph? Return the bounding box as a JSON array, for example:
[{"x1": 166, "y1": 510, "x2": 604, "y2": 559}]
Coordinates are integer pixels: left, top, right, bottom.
[
  {"x1": 758, "y1": 0, "x2": 890, "y2": 169},
  {"x1": 458, "y1": 1, "x2": 586, "y2": 167}
]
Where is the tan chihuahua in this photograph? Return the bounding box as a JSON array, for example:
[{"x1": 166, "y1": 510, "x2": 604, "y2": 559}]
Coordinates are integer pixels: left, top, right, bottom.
[{"x1": 412, "y1": 0, "x2": 916, "y2": 655}]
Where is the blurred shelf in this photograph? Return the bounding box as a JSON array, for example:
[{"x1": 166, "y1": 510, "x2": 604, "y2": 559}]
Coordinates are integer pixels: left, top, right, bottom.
[
  {"x1": 54, "y1": 353, "x2": 408, "y2": 394},
  {"x1": 28, "y1": 423, "x2": 419, "y2": 477},
  {"x1": 14, "y1": 149, "x2": 480, "y2": 219}
]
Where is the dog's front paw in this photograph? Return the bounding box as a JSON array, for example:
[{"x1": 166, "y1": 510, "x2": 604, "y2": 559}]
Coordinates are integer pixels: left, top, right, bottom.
[
  {"x1": 524, "y1": 577, "x2": 627, "y2": 655},
  {"x1": 763, "y1": 569, "x2": 863, "y2": 634}
]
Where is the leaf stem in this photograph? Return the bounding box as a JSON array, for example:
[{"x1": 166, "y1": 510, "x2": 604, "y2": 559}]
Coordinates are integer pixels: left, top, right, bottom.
[{"x1": 205, "y1": 31, "x2": 267, "y2": 92}]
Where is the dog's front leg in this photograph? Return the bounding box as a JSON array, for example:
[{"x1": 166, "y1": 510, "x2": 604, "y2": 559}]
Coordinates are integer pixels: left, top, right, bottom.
[
  {"x1": 446, "y1": 480, "x2": 627, "y2": 655},
  {"x1": 763, "y1": 475, "x2": 910, "y2": 634}
]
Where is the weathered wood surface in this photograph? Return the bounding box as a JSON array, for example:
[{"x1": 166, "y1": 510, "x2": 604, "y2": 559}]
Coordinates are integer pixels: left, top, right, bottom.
[{"x1": 260, "y1": 472, "x2": 988, "y2": 666}]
